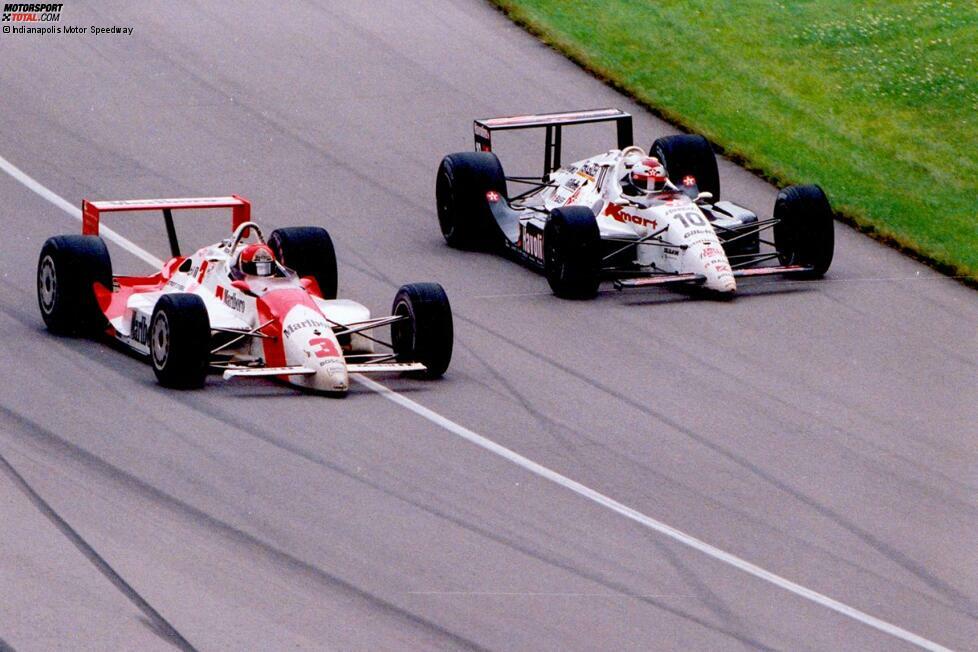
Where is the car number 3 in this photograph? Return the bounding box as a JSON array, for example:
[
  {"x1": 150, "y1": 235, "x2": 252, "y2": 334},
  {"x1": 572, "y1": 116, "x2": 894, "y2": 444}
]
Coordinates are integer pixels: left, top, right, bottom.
[{"x1": 308, "y1": 337, "x2": 339, "y2": 358}]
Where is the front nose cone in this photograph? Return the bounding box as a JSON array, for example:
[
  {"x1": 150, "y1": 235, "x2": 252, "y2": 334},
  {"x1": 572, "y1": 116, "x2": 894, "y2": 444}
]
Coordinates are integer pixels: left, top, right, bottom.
[
  {"x1": 315, "y1": 359, "x2": 349, "y2": 393},
  {"x1": 705, "y1": 274, "x2": 737, "y2": 294},
  {"x1": 685, "y1": 242, "x2": 736, "y2": 295}
]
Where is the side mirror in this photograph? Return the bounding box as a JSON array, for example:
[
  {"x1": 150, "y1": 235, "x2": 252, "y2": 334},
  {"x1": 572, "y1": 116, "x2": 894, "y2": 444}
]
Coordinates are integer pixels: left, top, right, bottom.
[
  {"x1": 695, "y1": 191, "x2": 713, "y2": 203},
  {"x1": 230, "y1": 279, "x2": 257, "y2": 297}
]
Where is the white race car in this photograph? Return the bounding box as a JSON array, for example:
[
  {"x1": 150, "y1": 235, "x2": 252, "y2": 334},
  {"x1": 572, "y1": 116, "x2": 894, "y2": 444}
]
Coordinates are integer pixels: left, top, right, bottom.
[
  {"x1": 436, "y1": 108, "x2": 833, "y2": 298},
  {"x1": 37, "y1": 196, "x2": 452, "y2": 393}
]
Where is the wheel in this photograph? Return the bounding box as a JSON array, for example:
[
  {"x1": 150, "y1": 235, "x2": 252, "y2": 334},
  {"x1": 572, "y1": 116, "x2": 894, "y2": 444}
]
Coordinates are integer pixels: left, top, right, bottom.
[
  {"x1": 268, "y1": 226, "x2": 338, "y2": 299},
  {"x1": 436, "y1": 151, "x2": 507, "y2": 250},
  {"x1": 37, "y1": 235, "x2": 112, "y2": 336},
  {"x1": 773, "y1": 184, "x2": 834, "y2": 277},
  {"x1": 390, "y1": 283, "x2": 453, "y2": 378},
  {"x1": 651, "y1": 134, "x2": 720, "y2": 200},
  {"x1": 150, "y1": 293, "x2": 211, "y2": 389},
  {"x1": 544, "y1": 206, "x2": 601, "y2": 299}
]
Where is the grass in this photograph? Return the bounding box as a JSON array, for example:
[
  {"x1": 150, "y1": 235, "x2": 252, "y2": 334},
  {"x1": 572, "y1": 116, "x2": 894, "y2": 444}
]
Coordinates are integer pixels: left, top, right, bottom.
[{"x1": 491, "y1": 0, "x2": 978, "y2": 283}]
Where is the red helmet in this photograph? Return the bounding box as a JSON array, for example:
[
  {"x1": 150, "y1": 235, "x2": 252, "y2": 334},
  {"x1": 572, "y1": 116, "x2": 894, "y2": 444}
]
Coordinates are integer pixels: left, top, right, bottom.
[
  {"x1": 630, "y1": 157, "x2": 668, "y2": 192},
  {"x1": 236, "y1": 243, "x2": 276, "y2": 277}
]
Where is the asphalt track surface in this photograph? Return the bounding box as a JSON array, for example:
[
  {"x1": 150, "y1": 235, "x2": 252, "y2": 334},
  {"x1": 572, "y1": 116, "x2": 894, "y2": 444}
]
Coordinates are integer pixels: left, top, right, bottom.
[{"x1": 1, "y1": 2, "x2": 976, "y2": 650}]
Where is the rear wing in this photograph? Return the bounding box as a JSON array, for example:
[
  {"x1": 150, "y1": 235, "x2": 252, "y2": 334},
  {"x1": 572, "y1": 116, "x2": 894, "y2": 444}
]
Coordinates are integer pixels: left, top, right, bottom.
[
  {"x1": 473, "y1": 108, "x2": 633, "y2": 177},
  {"x1": 82, "y1": 195, "x2": 251, "y2": 258}
]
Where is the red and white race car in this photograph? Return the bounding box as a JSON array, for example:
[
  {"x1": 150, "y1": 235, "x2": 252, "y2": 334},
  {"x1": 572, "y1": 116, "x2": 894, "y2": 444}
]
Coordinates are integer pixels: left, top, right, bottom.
[{"x1": 37, "y1": 196, "x2": 452, "y2": 393}]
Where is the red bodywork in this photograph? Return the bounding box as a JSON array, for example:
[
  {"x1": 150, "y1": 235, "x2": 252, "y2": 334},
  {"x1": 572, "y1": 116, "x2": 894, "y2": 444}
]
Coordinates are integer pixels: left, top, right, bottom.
[
  {"x1": 82, "y1": 196, "x2": 251, "y2": 236},
  {"x1": 82, "y1": 196, "x2": 252, "y2": 328}
]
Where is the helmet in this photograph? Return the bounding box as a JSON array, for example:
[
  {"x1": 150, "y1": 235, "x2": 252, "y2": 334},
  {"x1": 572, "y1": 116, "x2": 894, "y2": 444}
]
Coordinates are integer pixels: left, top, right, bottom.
[
  {"x1": 236, "y1": 243, "x2": 276, "y2": 277},
  {"x1": 629, "y1": 157, "x2": 668, "y2": 192}
]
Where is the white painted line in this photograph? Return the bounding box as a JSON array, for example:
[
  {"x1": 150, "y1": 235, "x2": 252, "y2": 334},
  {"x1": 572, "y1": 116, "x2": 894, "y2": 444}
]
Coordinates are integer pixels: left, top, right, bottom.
[
  {"x1": 0, "y1": 154, "x2": 164, "y2": 268},
  {"x1": 353, "y1": 375, "x2": 951, "y2": 651},
  {"x1": 2, "y1": 154, "x2": 951, "y2": 652}
]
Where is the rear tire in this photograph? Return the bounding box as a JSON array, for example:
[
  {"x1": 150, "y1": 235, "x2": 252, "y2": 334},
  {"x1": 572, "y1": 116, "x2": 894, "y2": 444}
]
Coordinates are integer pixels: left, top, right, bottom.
[
  {"x1": 436, "y1": 152, "x2": 507, "y2": 250},
  {"x1": 268, "y1": 226, "x2": 338, "y2": 299},
  {"x1": 150, "y1": 293, "x2": 211, "y2": 389},
  {"x1": 544, "y1": 206, "x2": 601, "y2": 299},
  {"x1": 773, "y1": 184, "x2": 834, "y2": 277},
  {"x1": 391, "y1": 283, "x2": 453, "y2": 378},
  {"x1": 37, "y1": 235, "x2": 112, "y2": 336},
  {"x1": 651, "y1": 134, "x2": 720, "y2": 200}
]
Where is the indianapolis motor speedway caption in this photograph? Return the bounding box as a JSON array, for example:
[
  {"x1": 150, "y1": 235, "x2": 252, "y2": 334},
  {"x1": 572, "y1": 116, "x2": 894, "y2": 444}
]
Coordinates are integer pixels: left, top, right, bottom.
[
  {"x1": 2, "y1": 3, "x2": 132, "y2": 35},
  {"x1": 4, "y1": 24, "x2": 133, "y2": 34}
]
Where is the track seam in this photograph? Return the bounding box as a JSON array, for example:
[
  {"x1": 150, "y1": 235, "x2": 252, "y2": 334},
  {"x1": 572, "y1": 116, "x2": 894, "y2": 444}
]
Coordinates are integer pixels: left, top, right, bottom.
[{"x1": 0, "y1": 452, "x2": 196, "y2": 652}]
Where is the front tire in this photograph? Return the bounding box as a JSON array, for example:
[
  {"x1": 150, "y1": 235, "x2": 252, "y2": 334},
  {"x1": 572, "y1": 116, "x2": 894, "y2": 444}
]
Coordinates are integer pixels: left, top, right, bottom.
[
  {"x1": 651, "y1": 134, "x2": 720, "y2": 200},
  {"x1": 773, "y1": 184, "x2": 834, "y2": 277},
  {"x1": 391, "y1": 283, "x2": 453, "y2": 379},
  {"x1": 37, "y1": 235, "x2": 112, "y2": 336},
  {"x1": 150, "y1": 293, "x2": 211, "y2": 389},
  {"x1": 544, "y1": 206, "x2": 601, "y2": 299},
  {"x1": 268, "y1": 226, "x2": 338, "y2": 299},
  {"x1": 436, "y1": 152, "x2": 507, "y2": 250}
]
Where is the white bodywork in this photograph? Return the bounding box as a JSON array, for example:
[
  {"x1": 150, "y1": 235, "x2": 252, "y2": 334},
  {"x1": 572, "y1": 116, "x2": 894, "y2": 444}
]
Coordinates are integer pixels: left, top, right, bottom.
[{"x1": 515, "y1": 148, "x2": 737, "y2": 293}]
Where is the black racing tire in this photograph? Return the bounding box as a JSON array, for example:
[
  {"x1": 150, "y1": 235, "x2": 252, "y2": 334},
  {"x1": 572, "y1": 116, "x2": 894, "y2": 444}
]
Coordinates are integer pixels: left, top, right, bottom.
[
  {"x1": 391, "y1": 283, "x2": 453, "y2": 379},
  {"x1": 268, "y1": 226, "x2": 338, "y2": 299},
  {"x1": 150, "y1": 293, "x2": 211, "y2": 389},
  {"x1": 37, "y1": 235, "x2": 112, "y2": 336},
  {"x1": 544, "y1": 206, "x2": 601, "y2": 299},
  {"x1": 436, "y1": 151, "x2": 507, "y2": 250},
  {"x1": 773, "y1": 184, "x2": 834, "y2": 277},
  {"x1": 651, "y1": 134, "x2": 721, "y2": 200}
]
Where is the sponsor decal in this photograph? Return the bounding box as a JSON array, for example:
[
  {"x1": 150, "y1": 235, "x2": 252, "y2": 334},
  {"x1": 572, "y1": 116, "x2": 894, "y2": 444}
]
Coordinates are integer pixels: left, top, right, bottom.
[
  {"x1": 517, "y1": 223, "x2": 544, "y2": 260},
  {"x1": 216, "y1": 286, "x2": 245, "y2": 312},
  {"x1": 578, "y1": 162, "x2": 599, "y2": 180},
  {"x1": 563, "y1": 187, "x2": 582, "y2": 206},
  {"x1": 605, "y1": 204, "x2": 657, "y2": 229},
  {"x1": 283, "y1": 318, "x2": 329, "y2": 339},
  {"x1": 700, "y1": 246, "x2": 723, "y2": 259},
  {"x1": 130, "y1": 312, "x2": 150, "y2": 346},
  {"x1": 664, "y1": 247, "x2": 680, "y2": 256}
]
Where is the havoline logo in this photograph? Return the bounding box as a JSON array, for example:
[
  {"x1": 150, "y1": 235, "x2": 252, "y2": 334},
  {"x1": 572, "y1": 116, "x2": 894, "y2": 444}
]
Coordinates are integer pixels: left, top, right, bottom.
[{"x1": 3, "y1": 3, "x2": 63, "y2": 21}]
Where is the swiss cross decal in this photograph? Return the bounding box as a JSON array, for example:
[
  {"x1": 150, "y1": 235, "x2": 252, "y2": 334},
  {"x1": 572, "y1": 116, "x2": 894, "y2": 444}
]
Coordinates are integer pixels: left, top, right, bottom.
[
  {"x1": 486, "y1": 190, "x2": 501, "y2": 202},
  {"x1": 682, "y1": 175, "x2": 697, "y2": 186},
  {"x1": 308, "y1": 337, "x2": 339, "y2": 358}
]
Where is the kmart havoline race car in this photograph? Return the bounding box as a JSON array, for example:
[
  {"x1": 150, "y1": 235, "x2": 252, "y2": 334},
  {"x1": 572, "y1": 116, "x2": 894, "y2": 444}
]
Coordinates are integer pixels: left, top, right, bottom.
[
  {"x1": 436, "y1": 108, "x2": 834, "y2": 298},
  {"x1": 37, "y1": 196, "x2": 452, "y2": 393}
]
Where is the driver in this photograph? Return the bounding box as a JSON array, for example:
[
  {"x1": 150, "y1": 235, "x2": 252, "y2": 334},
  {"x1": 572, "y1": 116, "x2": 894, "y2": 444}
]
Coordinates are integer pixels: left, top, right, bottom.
[
  {"x1": 233, "y1": 243, "x2": 277, "y2": 277},
  {"x1": 622, "y1": 157, "x2": 669, "y2": 196}
]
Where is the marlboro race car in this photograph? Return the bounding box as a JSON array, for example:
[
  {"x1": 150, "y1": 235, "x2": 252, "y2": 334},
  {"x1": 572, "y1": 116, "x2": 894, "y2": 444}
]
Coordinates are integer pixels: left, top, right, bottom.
[
  {"x1": 436, "y1": 108, "x2": 833, "y2": 298},
  {"x1": 37, "y1": 196, "x2": 452, "y2": 393}
]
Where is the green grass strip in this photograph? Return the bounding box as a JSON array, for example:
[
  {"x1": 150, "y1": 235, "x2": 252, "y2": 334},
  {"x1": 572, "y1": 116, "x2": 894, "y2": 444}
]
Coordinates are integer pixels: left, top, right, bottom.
[{"x1": 492, "y1": 0, "x2": 978, "y2": 284}]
